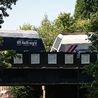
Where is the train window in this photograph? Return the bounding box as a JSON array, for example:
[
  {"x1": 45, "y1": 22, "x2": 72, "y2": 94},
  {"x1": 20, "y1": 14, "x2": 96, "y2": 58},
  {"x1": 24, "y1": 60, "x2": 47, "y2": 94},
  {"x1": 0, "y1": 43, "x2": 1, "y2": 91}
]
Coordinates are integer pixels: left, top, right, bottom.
[
  {"x1": 31, "y1": 54, "x2": 40, "y2": 64},
  {"x1": 48, "y1": 54, "x2": 57, "y2": 64},
  {"x1": 65, "y1": 54, "x2": 74, "y2": 64},
  {"x1": 13, "y1": 54, "x2": 23, "y2": 64}
]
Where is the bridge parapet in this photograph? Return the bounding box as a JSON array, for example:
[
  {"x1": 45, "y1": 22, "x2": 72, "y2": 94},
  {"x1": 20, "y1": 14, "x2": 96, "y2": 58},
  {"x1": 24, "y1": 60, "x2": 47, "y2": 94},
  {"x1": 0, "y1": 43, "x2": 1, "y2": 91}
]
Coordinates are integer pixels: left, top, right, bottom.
[{"x1": 12, "y1": 52, "x2": 98, "y2": 68}]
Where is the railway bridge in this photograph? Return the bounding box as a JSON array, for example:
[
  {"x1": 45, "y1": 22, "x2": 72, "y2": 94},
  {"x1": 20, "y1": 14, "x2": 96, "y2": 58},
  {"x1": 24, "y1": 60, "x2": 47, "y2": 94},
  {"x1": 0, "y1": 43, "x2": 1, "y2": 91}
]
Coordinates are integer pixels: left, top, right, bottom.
[{"x1": 0, "y1": 30, "x2": 97, "y2": 98}]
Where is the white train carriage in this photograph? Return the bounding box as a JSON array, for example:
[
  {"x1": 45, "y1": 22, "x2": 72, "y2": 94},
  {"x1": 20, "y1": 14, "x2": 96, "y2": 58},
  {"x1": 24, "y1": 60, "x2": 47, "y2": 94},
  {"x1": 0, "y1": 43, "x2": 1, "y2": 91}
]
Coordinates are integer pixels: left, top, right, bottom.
[{"x1": 51, "y1": 34, "x2": 91, "y2": 52}]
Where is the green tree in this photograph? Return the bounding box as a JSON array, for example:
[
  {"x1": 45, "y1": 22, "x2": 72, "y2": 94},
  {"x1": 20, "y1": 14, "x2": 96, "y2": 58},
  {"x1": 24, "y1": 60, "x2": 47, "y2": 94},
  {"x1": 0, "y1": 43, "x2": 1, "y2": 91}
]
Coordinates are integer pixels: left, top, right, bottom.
[
  {"x1": 0, "y1": 50, "x2": 16, "y2": 68},
  {"x1": 86, "y1": 12, "x2": 98, "y2": 51},
  {"x1": 87, "y1": 12, "x2": 98, "y2": 32},
  {"x1": 0, "y1": 0, "x2": 17, "y2": 28},
  {"x1": 20, "y1": 24, "x2": 33, "y2": 30},
  {"x1": 73, "y1": 19, "x2": 90, "y2": 32},
  {"x1": 53, "y1": 12, "x2": 75, "y2": 33},
  {"x1": 10, "y1": 86, "x2": 42, "y2": 98},
  {"x1": 74, "y1": 0, "x2": 98, "y2": 19},
  {"x1": 38, "y1": 15, "x2": 56, "y2": 51}
]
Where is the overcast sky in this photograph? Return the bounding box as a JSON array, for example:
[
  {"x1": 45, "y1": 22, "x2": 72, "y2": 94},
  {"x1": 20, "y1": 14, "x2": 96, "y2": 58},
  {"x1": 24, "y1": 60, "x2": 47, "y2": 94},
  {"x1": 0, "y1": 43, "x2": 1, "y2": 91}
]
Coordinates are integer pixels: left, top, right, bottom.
[{"x1": 1, "y1": 0, "x2": 76, "y2": 30}]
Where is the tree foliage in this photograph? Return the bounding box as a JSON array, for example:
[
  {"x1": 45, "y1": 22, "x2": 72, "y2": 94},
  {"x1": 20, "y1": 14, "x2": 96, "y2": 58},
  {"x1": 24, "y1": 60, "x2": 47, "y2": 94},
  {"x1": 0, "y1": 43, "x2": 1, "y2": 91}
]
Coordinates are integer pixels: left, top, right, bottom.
[
  {"x1": 20, "y1": 24, "x2": 33, "y2": 30},
  {"x1": 87, "y1": 12, "x2": 98, "y2": 32},
  {"x1": 74, "y1": 0, "x2": 98, "y2": 19},
  {"x1": 0, "y1": 0, "x2": 17, "y2": 28},
  {"x1": 0, "y1": 50, "x2": 16, "y2": 68},
  {"x1": 54, "y1": 12, "x2": 75, "y2": 33},
  {"x1": 37, "y1": 13, "x2": 76, "y2": 51},
  {"x1": 10, "y1": 86, "x2": 42, "y2": 98},
  {"x1": 38, "y1": 15, "x2": 56, "y2": 51},
  {"x1": 73, "y1": 19, "x2": 90, "y2": 32}
]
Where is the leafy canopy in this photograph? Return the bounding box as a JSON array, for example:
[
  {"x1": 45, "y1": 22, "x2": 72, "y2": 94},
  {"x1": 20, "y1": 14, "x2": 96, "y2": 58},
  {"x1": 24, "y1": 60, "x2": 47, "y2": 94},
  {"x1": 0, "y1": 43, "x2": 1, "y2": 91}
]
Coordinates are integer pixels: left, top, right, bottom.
[
  {"x1": 0, "y1": 0, "x2": 17, "y2": 28},
  {"x1": 38, "y1": 15, "x2": 55, "y2": 50},
  {"x1": 20, "y1": 24, "x2": 33, "y2": 30},
  {"x1": 54, "y1": 12, "x2": 75, "y2": 33},
  {"x1": 74, "y1": 0, "x2": 98, "y2": 19}
]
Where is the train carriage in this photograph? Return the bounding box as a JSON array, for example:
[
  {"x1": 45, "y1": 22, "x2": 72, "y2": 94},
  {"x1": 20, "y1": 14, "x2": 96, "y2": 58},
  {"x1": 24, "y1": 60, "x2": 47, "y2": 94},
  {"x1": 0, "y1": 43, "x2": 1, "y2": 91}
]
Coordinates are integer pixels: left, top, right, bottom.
[{"x1": 0, "y1": 30, "x2": 45, "y2": 52}]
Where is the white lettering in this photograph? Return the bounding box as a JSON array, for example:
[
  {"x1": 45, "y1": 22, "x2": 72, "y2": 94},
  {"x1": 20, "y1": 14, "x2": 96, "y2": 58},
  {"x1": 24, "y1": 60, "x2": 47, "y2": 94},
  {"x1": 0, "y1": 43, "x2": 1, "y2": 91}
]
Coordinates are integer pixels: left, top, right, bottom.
[{"x1": 17, "y1": 40, "x2": 37, "y2": 47}]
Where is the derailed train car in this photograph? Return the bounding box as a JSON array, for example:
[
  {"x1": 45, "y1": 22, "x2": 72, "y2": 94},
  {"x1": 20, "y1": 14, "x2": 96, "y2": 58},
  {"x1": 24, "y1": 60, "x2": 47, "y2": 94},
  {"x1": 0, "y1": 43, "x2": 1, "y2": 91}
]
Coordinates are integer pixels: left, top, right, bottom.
[
  {"x1": 50, "y1": 34, "x2": 91, "y2": 53},
  {"x1": 0, "y1": 30, "x2": 45, "y2": 52}
]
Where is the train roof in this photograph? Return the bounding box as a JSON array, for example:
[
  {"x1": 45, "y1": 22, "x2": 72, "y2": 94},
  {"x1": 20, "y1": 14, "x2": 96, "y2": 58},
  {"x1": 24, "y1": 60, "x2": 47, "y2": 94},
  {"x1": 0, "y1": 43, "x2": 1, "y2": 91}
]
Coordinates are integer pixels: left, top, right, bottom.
[
  {"x1": 58, "y1": 34, "x2": 91, "y2": 44},
  {"x1": 0, "y1": 30, "x2": 39, "y2": 38}
]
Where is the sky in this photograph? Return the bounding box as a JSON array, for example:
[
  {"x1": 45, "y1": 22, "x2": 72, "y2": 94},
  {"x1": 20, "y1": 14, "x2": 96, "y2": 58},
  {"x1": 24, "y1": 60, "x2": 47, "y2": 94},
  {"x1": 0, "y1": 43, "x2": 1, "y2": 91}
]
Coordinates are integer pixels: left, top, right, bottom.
[{"x1": 1, "y1": 0, "x2": 76, "y2": 30}]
